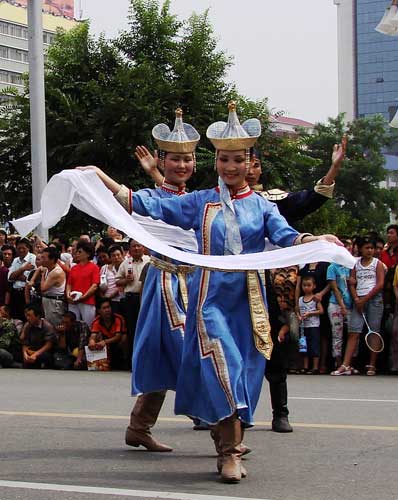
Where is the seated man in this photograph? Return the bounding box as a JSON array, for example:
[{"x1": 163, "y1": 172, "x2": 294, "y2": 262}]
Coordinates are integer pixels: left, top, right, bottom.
[
  {"x1": 20, "y1": 303, "x2": 56, "y2": 369},
  {"x1": 88, "y1": 298, "x2": 127, "y2": 370},
  {"x1": 0, "y1": 313, "x2": 21, "y2": 368},
  {"x1": 55, "y1": 311, "x2": 90, "y2": 369}
]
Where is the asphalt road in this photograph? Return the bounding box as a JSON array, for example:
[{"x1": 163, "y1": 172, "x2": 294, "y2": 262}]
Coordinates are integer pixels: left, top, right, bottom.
[{"x1": 0, "y1": 370, "x2": 397, "y2": 500}]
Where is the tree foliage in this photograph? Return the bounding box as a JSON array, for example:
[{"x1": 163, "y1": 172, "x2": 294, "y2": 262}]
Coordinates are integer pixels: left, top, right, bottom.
[{"x1": 0, "y1": 0, "x2": 396, "y2": 238}]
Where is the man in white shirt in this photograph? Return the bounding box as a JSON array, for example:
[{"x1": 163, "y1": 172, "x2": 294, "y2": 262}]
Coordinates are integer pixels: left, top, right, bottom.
[
  {"x1": 8, "y1": 238, "x2": 36, "y2": 320},
  {"x1": 116, "y1": 239, "x2": 150, "y2": 358}
]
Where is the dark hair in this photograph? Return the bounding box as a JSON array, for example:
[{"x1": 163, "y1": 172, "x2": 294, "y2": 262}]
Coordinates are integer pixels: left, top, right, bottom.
[
  {"x1": 1, "y1": 244, "x2": 16, "y2": 258},
  {"x1": 108, "y1": 244, "x2": 123, "y2": 256},
  {"x1": 120, "y1": 241, "x2": 129, "y2": 252},
  {"x1": 0, "y1": 304, "x2": 10, "y2": 315},
  {"x1": 0, "y1": 229, "x2": 7, "y2": 240},
  {"x1": 97, "y1": 297, "x2": 112, "y2": 310},
  {"x1": 53, "y1": 234, "x2": 69, "y2": 249},
  {"x1": 302, "y1": 276, "x2": 316, "y2": 285},
  {"x1": 375, "y1": 237, "x2": 385, "y2": 246},
  {"x1": 357, "y1": 237, "x2": 375, "y2": 249},
  {"x1": 1, "y1": 244, "x2": 16, "y2": 257},
  {"x1": 63, "y1": 311, "x2": 77, "y2": 321},
  {"x1": 42, "y1": 247, "x2": 60, "y2": 262},
  {"x1": 24, "y1": 303, "x2": 41, "y2": 317},
  {"x1": 128, "y1": 238, "x2": 143, "y2": 246},
  {"x1": 76, "y1": 241, "x2": 95, "y2": 259},
  {"x1": 17, "y1": 238, "x2": 32, "y2": 250},
  {"x1": 250, "y1": 147, "x2": 262, "y2": 162},
  {"x1": 387, "y1": 224, "x2": 398, "y2": 235},
  {"x1": 49, "y1": 242, "x2": 62, "y2": 253},
  {"x1": 99, "y1": 237, "x2": 115, "y2": 250}
]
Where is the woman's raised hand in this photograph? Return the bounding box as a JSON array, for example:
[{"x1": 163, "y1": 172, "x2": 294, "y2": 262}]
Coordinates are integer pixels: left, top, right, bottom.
[
  {"x1": 135, "y1": 146, "x2": 158, "y2": 175},
  {"x1": 331, "y1": 135, "x2": 347, "y2": 168}
]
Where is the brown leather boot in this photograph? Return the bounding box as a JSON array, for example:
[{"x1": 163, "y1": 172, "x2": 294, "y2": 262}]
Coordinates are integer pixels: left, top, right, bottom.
[
  {"x1": 125, "y1": 391, "x2": 172, "y2": 452},
  {"x1": 218, "y1": 414, "x2": 247, "y2": 483},
  {"x1": 212, "y1": 426, "x2": 248, "y2": 475}
]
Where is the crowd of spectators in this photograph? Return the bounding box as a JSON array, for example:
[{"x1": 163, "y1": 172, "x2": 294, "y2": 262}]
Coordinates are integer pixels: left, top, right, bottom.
[
  {"x1": 0, "y1": 224, "x2": 397, "y2": 375},
  {"x1": 0, "y1": 226, "x2": 149, "y2": 370}
]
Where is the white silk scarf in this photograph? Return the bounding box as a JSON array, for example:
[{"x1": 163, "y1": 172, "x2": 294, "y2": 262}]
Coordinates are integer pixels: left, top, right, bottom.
[{"x1": 12, "y1": 169, "x2": 356, "y2": 270}]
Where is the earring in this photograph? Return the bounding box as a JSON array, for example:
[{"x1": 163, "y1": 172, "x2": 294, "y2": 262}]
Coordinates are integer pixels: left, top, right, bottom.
[
  {"x1": 214, "y1": 152, "x2": 218, "y2": 171},
  {"x1": 245, "y1": 148, "x2": 251, "y2": 169},
  {"x1": 159, "y1": 150, "x2": 165, "y2": 170},
  {"x1": 193, "y1": 152, "x2": 197, "y2": 173}
]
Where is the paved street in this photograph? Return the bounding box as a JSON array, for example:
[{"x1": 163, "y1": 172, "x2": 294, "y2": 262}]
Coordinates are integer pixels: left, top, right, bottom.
[{"x1": 0, "y1": 370, "x2": 397, "y2": 500}]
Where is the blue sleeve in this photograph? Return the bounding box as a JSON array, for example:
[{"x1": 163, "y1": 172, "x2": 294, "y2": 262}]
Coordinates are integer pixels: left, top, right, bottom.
[
  {"x1": 264, "y1": 201, "x2": 299, "y2": 247},
  {"x1": 326, "y1": 264, "x2": 336, "y2": 281},
  {"x1": 133, "y1": 191, "x2": 199, "y2": 230}
]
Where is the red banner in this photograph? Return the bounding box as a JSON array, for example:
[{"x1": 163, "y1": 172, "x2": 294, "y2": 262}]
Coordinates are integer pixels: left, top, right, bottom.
[{"x1": 11, "y1": 0, "x2": 74, "y2": 18}]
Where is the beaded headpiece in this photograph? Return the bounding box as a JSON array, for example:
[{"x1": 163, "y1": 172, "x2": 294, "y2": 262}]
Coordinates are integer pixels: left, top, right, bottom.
[
  {"x1": 152, "y1": 108, "x2": 200, "y2": 154},
  {"x1": 206, "y1": 101, "x2": 261, "y2": 151}
]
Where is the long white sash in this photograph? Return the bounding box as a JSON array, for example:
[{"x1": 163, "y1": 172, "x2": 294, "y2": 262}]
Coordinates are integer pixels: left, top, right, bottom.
[{"x1": 12, "y1": 169, "x2": 356, "y2": 270}]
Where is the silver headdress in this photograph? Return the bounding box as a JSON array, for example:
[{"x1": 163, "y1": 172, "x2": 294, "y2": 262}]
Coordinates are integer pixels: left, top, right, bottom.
[
  {"x1": 152, "y1": 108, "x2": 200, "y2": 154},
  {"x1": 206, "y1": 101, "x2": 261, "y2": 151}
]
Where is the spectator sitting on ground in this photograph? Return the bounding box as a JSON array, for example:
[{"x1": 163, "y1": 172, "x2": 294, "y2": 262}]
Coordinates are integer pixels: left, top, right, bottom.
[
  {"x1": 0, "y1": 312, "x2": 22, "y2": 368},
  {"x1": 20, "y1": 303, "x2": 56, "y2": 369},
  {"x1": 66, "y1": 241, "x2": 99, "y2": 327},
  {"x1": 0, "y1": 305, "x2": 23, "y2": 334},
  {"x1": 88, "y1": 298, "x2": 128, "y2": 370},
  {"x1": 55, "y1": 311, "x2": 90, "y2": 369}
]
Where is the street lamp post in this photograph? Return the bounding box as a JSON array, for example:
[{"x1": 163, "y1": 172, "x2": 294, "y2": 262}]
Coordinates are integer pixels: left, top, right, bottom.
[{"x1": 27, "y1": 0, "x2": 48, "y2": 241}]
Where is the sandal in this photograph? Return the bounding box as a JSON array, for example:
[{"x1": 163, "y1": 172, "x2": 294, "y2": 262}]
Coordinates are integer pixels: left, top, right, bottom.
[
  {"x1": 365, "y1": 365, "x2": 376, "y2": 376},
  {"x1": 306, "y1": 369, "x2": 320, "y2": 375},
  {"x1": 331, "y1": 364, "x2": 352, "y2": 376}
]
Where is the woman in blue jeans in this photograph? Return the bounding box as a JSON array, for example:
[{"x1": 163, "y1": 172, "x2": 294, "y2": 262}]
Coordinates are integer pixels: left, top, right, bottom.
[{"x1": 332, "y1": 237, "x2": 384, "y2": 376}]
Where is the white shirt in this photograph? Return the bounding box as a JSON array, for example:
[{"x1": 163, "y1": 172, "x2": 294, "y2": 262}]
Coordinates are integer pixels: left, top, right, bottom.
[
  {"x1": 8, "y1": 252, "x2": 36, "y2": 289},
  {"x1": 299, "y1": 296, "x2": 320, "y2": 328},
  {"x1": 355, "y1": 258, "x2": 378, "y2": 297},
  {"x1": 116, "y1": 255, "x2": 150, "y2": 294}
]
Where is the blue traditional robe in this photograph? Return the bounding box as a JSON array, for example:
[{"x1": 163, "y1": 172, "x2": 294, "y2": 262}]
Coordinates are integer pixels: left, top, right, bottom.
[
  {"x1": 130, "y1": 182, "x2": 188, "y2": 395},
  {"x1": 132, "y1": 185, "x2": 299, "y2": 425}
]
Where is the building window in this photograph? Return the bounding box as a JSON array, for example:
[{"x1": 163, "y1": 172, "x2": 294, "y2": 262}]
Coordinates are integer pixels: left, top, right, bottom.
[
  {"x1": 0, "y1": 69, "x2": 23, "y2": 86},
  {"x1": 0, "y1": 45, "x2": 29, "y2": 63},
  {"x1": 0, "y1": 20, "x2": 29, "y2": 39}
]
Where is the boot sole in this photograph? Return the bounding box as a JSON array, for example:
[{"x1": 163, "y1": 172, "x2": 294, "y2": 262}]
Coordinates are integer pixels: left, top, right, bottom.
[{"x1": 125, "y1": 440, "x2": 173, "y2": 452}]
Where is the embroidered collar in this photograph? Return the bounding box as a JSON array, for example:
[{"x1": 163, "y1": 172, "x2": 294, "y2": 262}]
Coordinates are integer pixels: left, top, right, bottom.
[
  {"x1": 215, "y1": 184, "x2": 252, "y2": 200},
  {"x1": 160, "y1": 180, "x2": 186, "y2": 196}
]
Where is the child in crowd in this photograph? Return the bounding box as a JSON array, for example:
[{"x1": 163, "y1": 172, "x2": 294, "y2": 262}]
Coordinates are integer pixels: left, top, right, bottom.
[
  {"x1": 327, "y1": 259, "x2": 353, "y2": 371},
  {"x1": 332, "y1": 237, "x2": 384, "y2": 376},
  {"x1": 297, "y1": 276, "x2": 323, "y2": 374}
]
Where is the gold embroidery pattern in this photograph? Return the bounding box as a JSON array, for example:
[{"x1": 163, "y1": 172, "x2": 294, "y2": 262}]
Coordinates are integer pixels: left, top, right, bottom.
[
  {"x1": 150, "y1": 256, "x2": 194, "y2": 311},
  {"x1": 196, "y1": 269, "x2": 235, "y2": 410},
  {"x1": 247, "y1": 270, "x2": 273, "y2": 360},
  {"x1": 202, "y1": 202, "x2": 222, "y2": 255},
  {"x1": 160, "y1": 270, "x2": 185, "y2": 334}
]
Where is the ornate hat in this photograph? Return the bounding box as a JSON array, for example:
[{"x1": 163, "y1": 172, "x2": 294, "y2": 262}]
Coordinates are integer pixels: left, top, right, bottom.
[
  {"x1": 206, "y1": 101, "x2": 261, "y2": 151},
  {"x1": 152, "y1": 108, "x2": 200, "y2": 154}
]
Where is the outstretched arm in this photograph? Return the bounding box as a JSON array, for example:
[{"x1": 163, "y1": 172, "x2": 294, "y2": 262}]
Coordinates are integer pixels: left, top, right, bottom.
[{"x1": 76, "y1": 166, "x2": 121, "y2": 195}]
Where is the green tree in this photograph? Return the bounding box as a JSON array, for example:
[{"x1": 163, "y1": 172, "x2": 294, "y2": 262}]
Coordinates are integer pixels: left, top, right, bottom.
[{"x1": 294, "y1": 114, "x2": 396, "y2": 235}]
